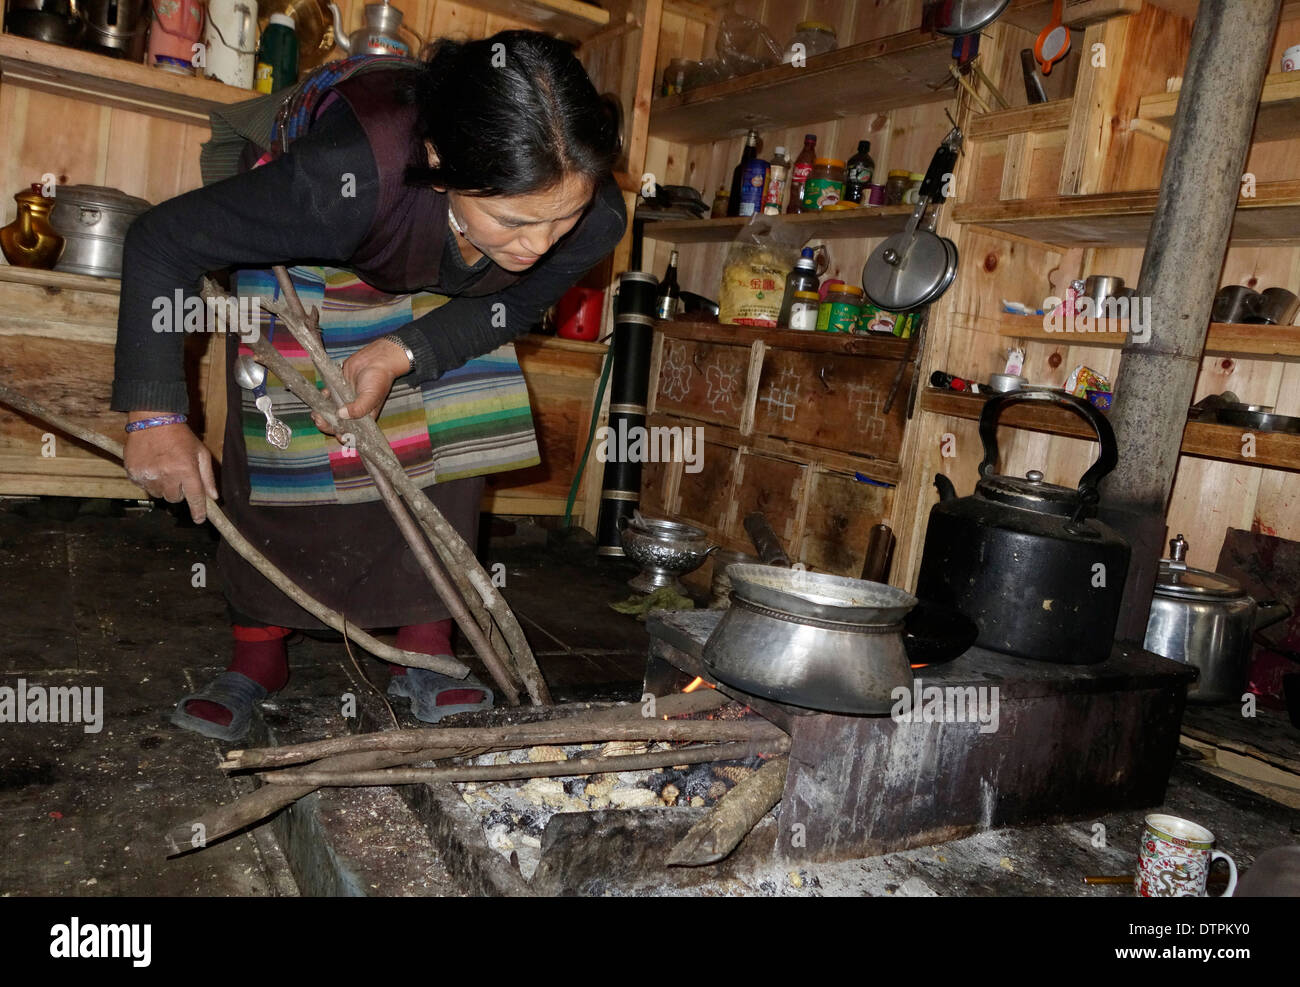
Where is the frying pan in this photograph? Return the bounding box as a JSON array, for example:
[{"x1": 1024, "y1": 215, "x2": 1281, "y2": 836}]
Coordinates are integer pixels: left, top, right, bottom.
[
  {"x1": 1215, "y1": 408, "x2": 1300, "y2": 434},
  {"x1": 935, "y1": 0, "x2": 1011, "y2": 37}
]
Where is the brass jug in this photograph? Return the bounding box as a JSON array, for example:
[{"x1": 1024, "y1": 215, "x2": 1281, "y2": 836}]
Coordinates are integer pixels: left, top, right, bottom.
[{"x1": 1, "y1": 185, "x2": 66, "y2": 269}]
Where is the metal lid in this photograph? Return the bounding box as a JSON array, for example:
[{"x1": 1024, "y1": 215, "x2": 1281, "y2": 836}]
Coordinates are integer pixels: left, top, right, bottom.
[
  {"x1": 976, "y1": 469, "x2": 1086, "y2": 517},
  {"x1": 1154, "y1": 562, "x2": 1245, "y2": 600},
  {"x1": 863, "y1": 229, "x2": 951, "y2": 312},
  {"x1": 50, "y1": 184, "x2": 151, "y2": 214},
  {"x1": 726, "y1": 564, "x2": 917, "y2": 625}
]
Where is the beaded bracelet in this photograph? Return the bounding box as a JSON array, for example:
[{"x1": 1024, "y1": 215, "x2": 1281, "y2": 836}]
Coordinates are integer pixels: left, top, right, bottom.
[{"x1": 125, "y1": 414, "x2": 188, "y2": 433}]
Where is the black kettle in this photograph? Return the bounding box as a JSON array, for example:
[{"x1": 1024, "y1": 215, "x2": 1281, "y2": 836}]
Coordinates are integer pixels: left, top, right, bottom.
[{"x1": 915, "y1": 390, "x2": 1130, "y2": 664}]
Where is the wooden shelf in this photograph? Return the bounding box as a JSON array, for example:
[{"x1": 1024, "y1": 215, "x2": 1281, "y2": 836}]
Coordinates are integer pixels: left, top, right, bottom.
[
  {"x1": 0, "y1": 32, "x2": 252, "y2": 125},
  {"x1": 952, "y1": 181, "x2": 1300, "y2": 247},
  {"x1": 990, "y1": 313, "x2": 1300, "y2": 360},
  {"x1": 1138, "y1": 72, "x2": 1300, "y2": 144},
  {"x1": 640, "y1": 205, "x2": 915, "y2": 243},
  {"x1": 0, "y1": 264, "x2": 120, "y2": 294},
  {"x1": 460, "y1": 0, "x2": 610, "y2": 40},
  {"x1": 656, "y1": 319, "x2": 913, "y2": 359},
  {"x1": 648, "y1": 32, "x2": 954, "y2": 143},
  {"x1": 920, "y1": 388, "x2": 1300, "y2": 471},
  {"x1": 966, "y1": 98, "x2": 1073, "y2": 140}
]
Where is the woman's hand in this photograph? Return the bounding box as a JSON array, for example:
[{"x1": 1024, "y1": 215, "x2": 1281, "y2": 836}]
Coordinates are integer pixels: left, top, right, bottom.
[
  {"x1": 122, "y1": 414, "x2": 219, "y2": 524},
  {"x1": 311, "y1": 338, "x2": 411, "y2": 436}
]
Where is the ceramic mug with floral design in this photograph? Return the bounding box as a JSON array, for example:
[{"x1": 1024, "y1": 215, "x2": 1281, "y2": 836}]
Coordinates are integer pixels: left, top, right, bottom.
[{"x1": 1136, "y1": 814, "x2": 1237, "y2": 897}]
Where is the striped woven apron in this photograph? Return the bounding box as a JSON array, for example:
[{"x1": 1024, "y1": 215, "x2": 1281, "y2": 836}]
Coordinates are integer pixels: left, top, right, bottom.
[{"x1": 232, "y1": 266, "x2": 540, "y2": 507}]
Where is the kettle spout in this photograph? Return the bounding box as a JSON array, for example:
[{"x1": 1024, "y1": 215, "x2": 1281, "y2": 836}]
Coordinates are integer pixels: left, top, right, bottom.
[
  {"x1": 934, "y1": 473, "x2": 957, "y2": 502},
  {"x1": 328, "y1": 2, "x2": 351, "y2": 52},
  {"x1": 1254, "y1": 600, "x2": 1291, "y2": 632}
]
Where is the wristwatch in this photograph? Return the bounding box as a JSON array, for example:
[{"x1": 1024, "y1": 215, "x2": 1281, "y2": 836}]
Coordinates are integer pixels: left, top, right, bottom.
[{"x1": 380, "y1": 333, "x2": 416, "y2": 375}]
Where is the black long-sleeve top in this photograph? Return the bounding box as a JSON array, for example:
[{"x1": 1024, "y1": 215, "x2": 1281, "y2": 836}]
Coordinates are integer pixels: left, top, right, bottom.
[{"x1": 111, "y1": 97, "x2": 627, "y2": 414}]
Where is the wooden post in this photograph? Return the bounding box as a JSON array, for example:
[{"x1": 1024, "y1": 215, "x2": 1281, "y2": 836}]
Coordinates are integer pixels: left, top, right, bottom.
[{"x1": 1102, "y1": 0, "x2": 1282, "y2": 643}]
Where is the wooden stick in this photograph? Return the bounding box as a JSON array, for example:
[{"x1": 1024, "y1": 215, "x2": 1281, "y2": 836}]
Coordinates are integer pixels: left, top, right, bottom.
[
  {"x1": 267, "y1": 267, "x2": 551, "y2": 706},
  {"x1": 171, "y1": 693, "x2": 730, "y2": 854},
  {"x1": 226, "y1": 716, "x2": 789, "y2": 771},
  {"x1": 0, "y1": 381, "x2": 467, "y2": 677},
  {"x1": 261, "y1": 739, "x2": 789, "y2": 788},
  {"x1": 163, "y1": 746, "x2": 487, "y2": 857},
  {"x1": 239, "y1": 323, "x2": 523, "y2": 704},
  {"x1": 666, "y1": 755, "x2": 788, "y2": 866}
]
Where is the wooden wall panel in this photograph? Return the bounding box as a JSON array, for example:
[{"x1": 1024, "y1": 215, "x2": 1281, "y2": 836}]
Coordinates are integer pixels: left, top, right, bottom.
[{"x1": 800, "y1": 467, "x2": 891, "y2": 575}]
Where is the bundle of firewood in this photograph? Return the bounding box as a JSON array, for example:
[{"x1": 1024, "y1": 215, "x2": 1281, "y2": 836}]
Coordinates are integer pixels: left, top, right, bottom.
[{"x1": 165, "y1": 690, "x2": 790, "y2": 865}]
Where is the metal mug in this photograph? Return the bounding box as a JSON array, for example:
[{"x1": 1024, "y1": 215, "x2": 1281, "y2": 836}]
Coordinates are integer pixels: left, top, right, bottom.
[
  {"x1": 1136, "y1": 814, "x2": 1237, "y2": 897},
  {"x1": 1212, "y1": 285, "x2": 1260, "y2": 324},
  {"x1": 1246, "y1": 287, "x2": 1300, "y2": 326},
  {"x1": 1080, "y1": 275, "x2": 1124, "y2": 311}
]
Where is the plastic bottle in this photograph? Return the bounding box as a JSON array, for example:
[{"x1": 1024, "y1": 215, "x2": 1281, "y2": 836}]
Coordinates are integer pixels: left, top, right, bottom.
[
  {"x1": 738, "y1": 152, "x2": 770, "y2": 217},
  {"x1": 777, "y1": 247, "x2": 820, "y2": 328},
  {"x1": 762, "y1": 146, "x2": 789, "y2": 215},
  {"x1": 844, "y1": 140, "x2": 875, "y2": 204},
  {"x1": 785, "y1": 134, "x2": 818, "y2": 214},
  {"x1": 255, "y1": 12, "x2": 299, "y2": 94}
]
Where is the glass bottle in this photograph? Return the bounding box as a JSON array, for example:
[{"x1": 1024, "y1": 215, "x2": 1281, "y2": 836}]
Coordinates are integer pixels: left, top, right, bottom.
[{"x1": 726, "y1": 130, "x2": 760, "y2": 218}]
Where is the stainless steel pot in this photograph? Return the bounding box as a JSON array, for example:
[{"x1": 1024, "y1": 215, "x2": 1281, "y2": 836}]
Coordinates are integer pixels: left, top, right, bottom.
[
  {"x1": 703, "y1": 565, "x2": 916, "y2": 714},
  {"x1": 79, "y1": 0, "x2": 148, "y2": 59},
  {"x1": 49, "y1": 185, "x2": 151, "y2": 278},
  {"x1": 4, "y1": 0, "x2": 85, "y2": 45},
  {"x1": 1143, "y1": 535, "x2": 1290, "y2": 704}
]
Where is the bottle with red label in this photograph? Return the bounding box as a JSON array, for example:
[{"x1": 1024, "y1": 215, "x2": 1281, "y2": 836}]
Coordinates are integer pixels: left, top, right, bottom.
[{"x1": 786, "y1": 134, "x2": 818, "y2": 214}]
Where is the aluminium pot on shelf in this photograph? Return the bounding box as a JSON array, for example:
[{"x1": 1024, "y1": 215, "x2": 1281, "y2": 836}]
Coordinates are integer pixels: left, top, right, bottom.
[
  {"x1": 48, "y1": 185, "x2": 152, "y2": 278},
  {"x1": 914, "y1": 389, "x2": 1131, "y2": 664}
]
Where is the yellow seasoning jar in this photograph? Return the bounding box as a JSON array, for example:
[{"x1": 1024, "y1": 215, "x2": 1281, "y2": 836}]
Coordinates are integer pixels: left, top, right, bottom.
[
  {"x1": 788, "y1": 291, "x2": 820, "y2": 331},
  {"x1": 801, "y1": 158, "x2": 846, "y2": 211},
  {"x1": 815, "y1": 283, "x2": 863, "y2": 333}
]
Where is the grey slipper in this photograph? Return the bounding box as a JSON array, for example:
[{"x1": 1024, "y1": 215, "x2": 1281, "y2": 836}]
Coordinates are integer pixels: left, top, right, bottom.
[
  {"x1": 170, "y1": 671, "x2": 269, "y2": 742},
  {"x1": 388, "y1": 667, "x2": 494, "y2": 724}
]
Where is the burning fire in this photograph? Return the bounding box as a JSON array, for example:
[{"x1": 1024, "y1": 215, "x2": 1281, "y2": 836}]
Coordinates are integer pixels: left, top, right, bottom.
[{"x1": 682, "y1": 676, "x2": 716, "y2": 693}]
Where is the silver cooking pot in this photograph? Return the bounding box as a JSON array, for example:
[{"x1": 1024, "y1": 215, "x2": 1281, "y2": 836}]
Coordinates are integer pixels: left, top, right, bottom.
[
  {"x1": 49, "y1": 185, "x2": 152, "y2": 278},
  {"x1": 1143, "y1": 536, "x2": 1290, "y2": 704},
  {"x1": 703, "y1": 565, "x2": 916, "y2": 714}
]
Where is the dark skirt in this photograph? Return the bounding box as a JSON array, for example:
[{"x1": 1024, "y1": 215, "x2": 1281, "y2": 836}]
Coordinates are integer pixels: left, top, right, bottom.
[{"x1": 215, "y1": 332, "x2": 484, "y2": 630}]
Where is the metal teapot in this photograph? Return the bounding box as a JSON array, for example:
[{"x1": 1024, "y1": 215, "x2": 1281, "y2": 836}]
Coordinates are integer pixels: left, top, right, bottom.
[
  {"x1": 915, "y1": 389, "x2": 1131, "y2": 664},
  {"x1": 328, "y1": 0, "x2": 419, "y2": 57}
]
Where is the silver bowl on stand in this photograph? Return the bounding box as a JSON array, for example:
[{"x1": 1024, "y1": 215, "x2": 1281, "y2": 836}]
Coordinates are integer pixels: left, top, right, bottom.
[{"x1": 619, "y1": 514, "x2": 717, "y2": 595}]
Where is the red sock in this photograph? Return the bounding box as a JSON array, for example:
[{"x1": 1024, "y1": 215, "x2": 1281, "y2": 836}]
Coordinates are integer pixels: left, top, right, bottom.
[
  {"x1": 389, "y1": 619, "x2": 454, "y2": 677},
  {"x1": 185, "y1": 625, "x2": 291, "y2": 727},
  {"x1": 390, "y1": 620, "x2": 483, "y2": 706}
]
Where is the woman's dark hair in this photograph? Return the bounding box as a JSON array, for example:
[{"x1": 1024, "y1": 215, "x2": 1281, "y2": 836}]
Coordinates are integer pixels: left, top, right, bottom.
[{"x1": 401, "y1": 30, "x2": 619, "y2": 196}]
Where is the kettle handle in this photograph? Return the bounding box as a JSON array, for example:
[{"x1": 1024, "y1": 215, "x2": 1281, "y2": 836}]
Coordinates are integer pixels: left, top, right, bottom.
[{"x1": 977, "y1": 389, "x2": 1119, "y2": 510}]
